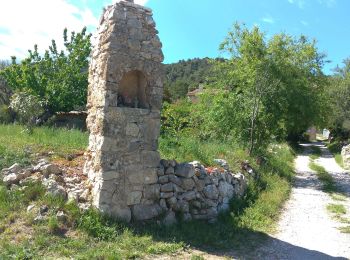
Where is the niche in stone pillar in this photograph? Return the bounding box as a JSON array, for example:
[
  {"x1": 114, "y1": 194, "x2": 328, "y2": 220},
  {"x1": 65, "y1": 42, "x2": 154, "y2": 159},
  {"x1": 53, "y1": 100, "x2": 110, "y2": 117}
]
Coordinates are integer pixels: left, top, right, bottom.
[{"x1": 117, "y1": 70, "x2": 149, "y2": 109}]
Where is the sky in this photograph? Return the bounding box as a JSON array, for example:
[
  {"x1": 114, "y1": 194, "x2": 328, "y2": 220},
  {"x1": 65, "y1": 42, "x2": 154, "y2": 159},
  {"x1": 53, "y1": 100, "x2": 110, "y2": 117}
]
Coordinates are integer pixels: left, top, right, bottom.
[{"x1": 0, "y1": 0, "x2": 349, "y2": 74}]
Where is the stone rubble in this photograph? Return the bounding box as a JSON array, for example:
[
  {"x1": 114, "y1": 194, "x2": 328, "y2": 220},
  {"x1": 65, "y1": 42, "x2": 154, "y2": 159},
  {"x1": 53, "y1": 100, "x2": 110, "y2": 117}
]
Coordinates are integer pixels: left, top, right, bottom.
[{"x1": 1, "y1": 159, "x2": 92, "y2": 210}]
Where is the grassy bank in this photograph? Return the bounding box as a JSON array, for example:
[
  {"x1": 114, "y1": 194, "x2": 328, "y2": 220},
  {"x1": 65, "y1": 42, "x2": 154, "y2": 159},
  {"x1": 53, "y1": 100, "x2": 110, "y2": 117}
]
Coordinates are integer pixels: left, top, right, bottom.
[
  {"x1": 0, "y1": 124, "x2": 88, "y2": 169},
  {"x1": 0, "y1": 125, "x2": 296, "y2": 258}
]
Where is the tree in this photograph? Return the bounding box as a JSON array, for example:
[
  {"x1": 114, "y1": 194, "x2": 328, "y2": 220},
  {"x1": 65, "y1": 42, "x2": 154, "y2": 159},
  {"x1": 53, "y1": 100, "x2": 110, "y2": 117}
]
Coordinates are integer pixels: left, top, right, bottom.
[
  {"x1": 200, "y1": 23, "x2": 327, "y2": 154},
  {"x1": 0, "y1": 27, "x2": 91, "y2": 113}
]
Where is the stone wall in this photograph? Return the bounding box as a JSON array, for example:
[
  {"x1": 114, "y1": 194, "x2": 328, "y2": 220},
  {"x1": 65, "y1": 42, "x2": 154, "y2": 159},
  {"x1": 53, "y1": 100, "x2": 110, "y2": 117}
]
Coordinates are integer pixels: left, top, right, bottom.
[{"x1": 341, "y1": 144, "x2": 350, "y2": 169}]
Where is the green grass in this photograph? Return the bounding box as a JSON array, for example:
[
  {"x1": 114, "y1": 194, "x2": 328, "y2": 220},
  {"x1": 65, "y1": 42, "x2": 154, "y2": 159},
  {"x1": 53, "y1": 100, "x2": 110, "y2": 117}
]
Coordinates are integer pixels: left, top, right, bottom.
[
  {"x1": 326, "y1": 203, "x2": 347, "y2": 215},
  {"x1": 0, "y1": 124, "x2": 88, "y2": 169},
  {"x1": 334, "y1": 153, "x2": 344, "y2": 168},
  {"x1": 309, "y1": 161, "x2": 337, "y2": 193},
  {"x1": 339, "y1": 226, "x2": 350, "y2": 233},
  {"x1": 310, "y1": 146, "x2": 322, "y2": 159},
  {"x1": 330, "y1": 193, "x2": 347, "y2": 201},
  {"x1": 0, "y1": 126, "x2": 296, "y2": 258}
]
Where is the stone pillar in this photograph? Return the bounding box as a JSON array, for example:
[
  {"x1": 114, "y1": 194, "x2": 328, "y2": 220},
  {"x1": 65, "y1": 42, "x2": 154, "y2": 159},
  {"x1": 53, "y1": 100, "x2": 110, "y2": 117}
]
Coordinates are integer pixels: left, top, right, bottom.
[{"x1": 84, "y1": 0, "x2": 164, "y2": 222}]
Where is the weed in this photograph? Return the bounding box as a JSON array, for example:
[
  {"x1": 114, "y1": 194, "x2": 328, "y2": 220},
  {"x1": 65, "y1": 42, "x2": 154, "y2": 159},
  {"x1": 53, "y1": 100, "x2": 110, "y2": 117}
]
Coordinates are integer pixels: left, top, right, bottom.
[{"x1": 48, "y1": 216, "x2": 60, "y2": 234}]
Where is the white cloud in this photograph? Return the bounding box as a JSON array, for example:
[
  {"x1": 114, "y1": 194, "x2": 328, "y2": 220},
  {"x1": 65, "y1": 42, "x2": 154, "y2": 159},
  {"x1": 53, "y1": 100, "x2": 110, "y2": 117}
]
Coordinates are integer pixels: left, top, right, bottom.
[
  {"x1": 318, "y1": 0, "x2": 336, "y2": 7},
  {"x1": 0, "y1": 0, "x2": 99, "y2": 61},
  {"x1": 287, "y1": 0, "x2": 306, "y2": 9},
  {"x1": 0, "y1": 0, "x2": 149, "y2": 61},
  {"x1": 300, "y1": 20, "x2": 309, "y2": 26},
  {"x1": 262, "y1": 15, "x2": 275, "y2": 24}
]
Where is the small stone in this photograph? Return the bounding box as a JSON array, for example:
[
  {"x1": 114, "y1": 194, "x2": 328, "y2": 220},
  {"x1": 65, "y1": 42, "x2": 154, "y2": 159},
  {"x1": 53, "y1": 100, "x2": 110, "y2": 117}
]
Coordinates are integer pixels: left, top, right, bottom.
[
  {"x1": 132, "y1": 203, "x2": 162, "y2": 221},
  {"x1": 160, "y1": 183, "x2": 174, "y2": 192},
  {"x1": 7, "y1": 163, "x2": 21, "y2": 174},
  {"x1": 180, "y1": 178, "x2": 195, "y2": 191},
  {"x1": 162, "y1": 210, "x2": 177, "y2": 226},
  {"x1": 168, "y1": 175, "x2": 182, "y2": 186},
  {"x1": 179, "y1": 191, "x2": 196, "y2": 201},
  {"x1": 41, "y1": 164, "x2": 61, "y2": 177},
  {"x1": 27, "y1": 204, "x2": 36, "y2": 212},
  {"x1": 40, "y1": 205, "x2": 49, "y2": 214},
  {"x1": 159, "y1": 199, "x2": 168, "y2": 210},
  {"x1": 160, "y1": 192, "x2": 174, "y2": 199},
  {"x1": 175, "y1": 163, "x2": 195, "y2": 178},
  {"x1": 165, "y1": 166, "x2": 174, "y2": 175},
  {"x1": 56, "y1": 211, "x2": 67, "y2": 222},
  {"x1": 203, "y1": 185, "x2": 219, "y2": 200},
  {"x1": 158, "y1": 175, "x2": 169, "y2": 184},
  {"x1": 3, "y1": 173, "x2": 18, "y2": 186}
]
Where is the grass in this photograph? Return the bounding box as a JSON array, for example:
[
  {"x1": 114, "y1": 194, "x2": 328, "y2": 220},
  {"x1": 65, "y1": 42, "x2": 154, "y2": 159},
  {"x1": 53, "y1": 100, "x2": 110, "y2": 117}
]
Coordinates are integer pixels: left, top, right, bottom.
[
  {"x1": 326, "y1": 203, "x2": 347, "y2": 215},
  {"x1": 309, "y1": 146, "x2": 322, "y2": 160},
  {"x1": 0, "y1": 125, "x2": 296, "y2": 258},
  {"x1": 327, "y1": 141, "x2": 344, "y2": 168},
  {"x1": 0, "y1": 124, "x2": 88, "y2": 169},
  {"x1": 334, "y1": 154, "x2": 344, "y2": 168},
  {"x1": 309, "y1": 161, "x2": 337, "y2": 193},
  {"x1": 338, "y1": 226, "x2": 350, "y2": 233}
]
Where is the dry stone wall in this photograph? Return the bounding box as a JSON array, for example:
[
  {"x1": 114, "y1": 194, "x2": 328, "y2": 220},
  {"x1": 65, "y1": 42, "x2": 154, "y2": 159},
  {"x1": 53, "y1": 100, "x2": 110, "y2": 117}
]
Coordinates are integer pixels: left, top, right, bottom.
[{"x1": 85, "y1": 0, "x2": 248, "y2": 224}]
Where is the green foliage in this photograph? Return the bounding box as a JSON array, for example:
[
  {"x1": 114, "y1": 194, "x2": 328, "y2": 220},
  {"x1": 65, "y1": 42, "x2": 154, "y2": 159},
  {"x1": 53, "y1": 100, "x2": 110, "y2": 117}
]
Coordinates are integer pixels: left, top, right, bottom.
[
  {"x1": 48, "y1": 216, "x2": 60, "y2": 234},
  {"x1": 326, "y1": 59, "x2": 350, "y2": 132},
  {"x1": 0, "y1": 28, "x2": 91, "y2": 113},
  {"x1": 78, "y1": 209, "x2": 119, "y2": 240},
  {"x1": 326, "y1": 203, "x2": 347, "y2": 215},
  {"x1": 164, "y1": 58, "x2": 221, "y2": 101},
  {"x1": 0, "y1": 105, "x2": 12, "y2": 124},
  {"x1": 10, "y1": 91, "x2": 46, "y2": 131},
  {"x1": 200, "y1": 23, "x2": 327, "y2": 153}
]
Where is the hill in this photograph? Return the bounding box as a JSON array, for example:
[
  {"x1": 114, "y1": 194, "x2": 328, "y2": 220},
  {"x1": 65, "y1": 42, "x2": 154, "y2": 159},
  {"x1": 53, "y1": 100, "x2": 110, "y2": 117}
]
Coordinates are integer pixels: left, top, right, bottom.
[{"x1": 164, "y1": 57, "x2": 224, "y2": 101}]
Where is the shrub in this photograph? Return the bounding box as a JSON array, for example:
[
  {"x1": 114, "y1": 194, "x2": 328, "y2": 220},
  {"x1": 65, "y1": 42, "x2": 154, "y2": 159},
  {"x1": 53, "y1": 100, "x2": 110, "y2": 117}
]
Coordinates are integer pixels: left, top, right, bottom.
[
  {"x1": 0, "y1": 104, "x2": 13, "y2": 123},
  {"x1": 10, "y1": 91, "x2": 46, "y2": 132}
]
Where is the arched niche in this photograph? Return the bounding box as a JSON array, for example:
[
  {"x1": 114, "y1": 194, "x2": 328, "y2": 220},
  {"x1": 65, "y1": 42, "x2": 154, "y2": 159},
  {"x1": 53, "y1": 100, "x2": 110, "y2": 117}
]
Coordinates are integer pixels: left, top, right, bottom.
[{"x1": 117, "y1": 70, "x2": 149, "y2": 109}]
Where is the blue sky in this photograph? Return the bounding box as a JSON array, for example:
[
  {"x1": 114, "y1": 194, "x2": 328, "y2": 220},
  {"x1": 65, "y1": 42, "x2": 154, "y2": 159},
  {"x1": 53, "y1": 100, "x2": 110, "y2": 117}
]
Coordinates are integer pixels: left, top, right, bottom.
[{"x1": 0, "y1": 0, "x2": 349, "y2": 74}]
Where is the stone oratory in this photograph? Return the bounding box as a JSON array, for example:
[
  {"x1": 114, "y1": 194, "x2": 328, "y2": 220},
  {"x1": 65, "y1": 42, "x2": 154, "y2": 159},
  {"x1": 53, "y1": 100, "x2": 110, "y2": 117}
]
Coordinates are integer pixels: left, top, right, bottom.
[
  {"x1": 85, "y1": 0, "x2": 248, "y2": 223},
  {"x1": 84, "y1": 0, "x2": 164, "y2": 222}
]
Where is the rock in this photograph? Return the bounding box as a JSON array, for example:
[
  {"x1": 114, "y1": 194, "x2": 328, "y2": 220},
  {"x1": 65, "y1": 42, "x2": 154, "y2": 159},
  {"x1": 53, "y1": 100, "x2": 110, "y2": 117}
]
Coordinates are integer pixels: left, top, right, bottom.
[
  {"x1": 168, "y1": 175, "x2": 182, "y2": 186},
  {"x1": 79, "y1": 189, "x2": 90, "y2": 202},
  {"x1": 203, "y1": 184, "x2": 219, "y2": 200},
  {"x1": 127, "y1": 191, "x2": 142, "y2": 205},
  {"x1": 162, "y1": 210, "x2": 177, "y2": 226},
  {"x1": 175, "y1": 163, "x2": 195, "y2": 178},
  {"x1": 68, "y1": 191, "x2": 79, "y2": 202},
  {"x1": 179, "y1": 191, "x2": 196, "y2": 201},
  {"x1": 56, "y1": 211, "x2": 67, "y2": 222},
  {"x1": 213, "y1": 159, "x2": 229, "y2": 170},
  {"x1": 165, "y1": 166, "x2": 174, "y2": 174},
  {"x1": 3, "y1": 173, "x2": 18, "y2": 186},
  {"x1": 41, "y1": 164, "x2": 61, "y2": 177},
  {"x1": 218, "y1": 180, "x2": 234, "y2": 198},
  {"x1": 159, "y1": 199, "x2": 168, "y2": 210},
  {"x1": 189, "y1": 161, "x2": 201, "y2": 168},
  {"x1": 143, "y1": 184, "x2": 159, "y2": 201},
  {"x1": 166, "y1": 196, "x2": 177, "y2": 208},
  {"x1": 34, "y1": 214, "x2": 46, "y2": 223},
  {"x1": 158, "y1": 175, "x2": 169, "y2": 184},
  {"x1": 183, "y1": 213, "x2": 192, "y2": 222},
  {"x1": 27, "y1": 204, "x2": 36, "y2": 212},
  {"x1": 43, "y1": 178, "x2": 67, "y2": 199},
  {"x1": 180, "y1": 178, "x2": 195, "y2": 191},
  {"x1": 193, "y1": 177, "x2": 205, "y2": 191},
  {"x1": 160, "y1": 183, "x2": 174, "y2": 192},
  {"x1": 40, "y1": 205, "x2": 49, "y2": 214},
  {"x1": 132, "y1": 203, "x2": 162, "y2": 221},
  {"x1": 160, "y1": 159, "x2": 170, "y2": 168},
  {"x1": 7, "y1": 163, "x2": 21, "y2": 174},
  {"x1": 160, "y1": 192, "x2": 174, "y2": 199}
]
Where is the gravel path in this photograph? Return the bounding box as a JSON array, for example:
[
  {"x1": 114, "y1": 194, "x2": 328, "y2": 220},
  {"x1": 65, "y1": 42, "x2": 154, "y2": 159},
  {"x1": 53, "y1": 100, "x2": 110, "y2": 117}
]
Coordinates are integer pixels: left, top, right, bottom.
[{"x1": 255, "y1": 143, "x2": 350, "y2": 259}]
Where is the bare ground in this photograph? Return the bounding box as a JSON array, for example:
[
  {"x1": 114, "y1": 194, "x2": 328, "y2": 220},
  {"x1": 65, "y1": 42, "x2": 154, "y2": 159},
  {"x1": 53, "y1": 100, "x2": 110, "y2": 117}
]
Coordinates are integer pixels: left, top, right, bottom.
[{"x1": 254, "y1": 143, "x2": 350, "y2": 260}]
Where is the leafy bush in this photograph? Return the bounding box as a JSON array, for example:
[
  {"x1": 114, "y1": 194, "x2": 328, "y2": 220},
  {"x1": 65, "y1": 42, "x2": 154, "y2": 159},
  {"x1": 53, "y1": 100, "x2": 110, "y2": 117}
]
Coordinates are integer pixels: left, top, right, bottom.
[
  {"x1": 0, "y1": 104, "x2": 12, "y2": 123},
  {"x1": 10, "y1": 92, "x2": 46, "y2": 131}
]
